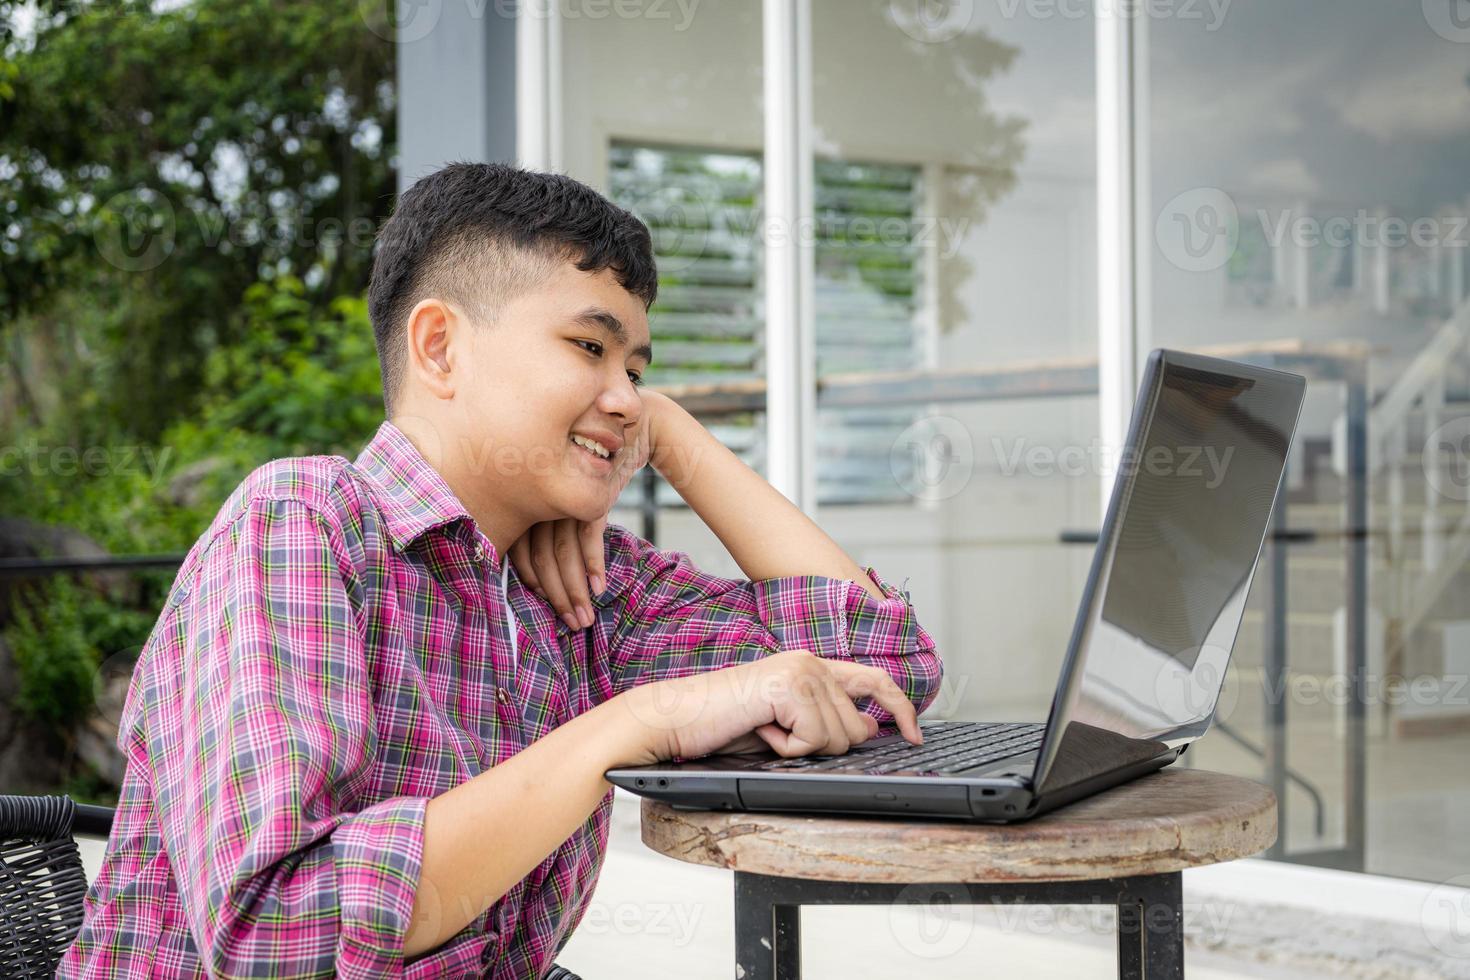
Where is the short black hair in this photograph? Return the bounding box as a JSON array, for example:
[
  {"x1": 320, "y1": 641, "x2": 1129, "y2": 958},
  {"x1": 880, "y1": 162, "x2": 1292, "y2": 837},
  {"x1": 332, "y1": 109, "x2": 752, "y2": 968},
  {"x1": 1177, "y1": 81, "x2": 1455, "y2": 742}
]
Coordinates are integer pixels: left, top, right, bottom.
[{"x1": 367, "y1": 162, "x2": 659, "y2": 411}]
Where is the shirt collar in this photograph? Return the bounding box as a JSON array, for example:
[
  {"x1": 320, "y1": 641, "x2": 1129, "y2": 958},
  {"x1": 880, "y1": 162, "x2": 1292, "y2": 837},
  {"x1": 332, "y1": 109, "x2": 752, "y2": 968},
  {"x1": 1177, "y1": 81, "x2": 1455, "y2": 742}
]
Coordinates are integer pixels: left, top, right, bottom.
[{"x1": 355, "y1": 419, "x2": 476, "y2": 554}]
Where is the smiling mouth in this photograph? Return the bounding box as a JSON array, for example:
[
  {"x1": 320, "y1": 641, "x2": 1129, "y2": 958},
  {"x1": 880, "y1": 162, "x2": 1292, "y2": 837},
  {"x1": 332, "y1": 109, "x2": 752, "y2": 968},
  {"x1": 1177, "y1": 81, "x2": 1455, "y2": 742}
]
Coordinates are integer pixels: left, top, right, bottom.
[{"x1": 569, "y1": 435, "x2": 613, "y2": 467}]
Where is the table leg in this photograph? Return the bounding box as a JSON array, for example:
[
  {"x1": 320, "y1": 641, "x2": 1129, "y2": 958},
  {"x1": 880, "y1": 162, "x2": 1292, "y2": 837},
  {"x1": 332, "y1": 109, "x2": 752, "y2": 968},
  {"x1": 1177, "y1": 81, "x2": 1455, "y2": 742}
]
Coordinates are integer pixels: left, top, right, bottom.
[
  {"x1": 1116, "y1": 872, "x2": 1183, "y2": 980},
  {"x1": 731, "y1": 870, "x2": 1183, "y2": 979},
  {"x1": 734, "y1": 871, "x2": 801, "y2": 979}
]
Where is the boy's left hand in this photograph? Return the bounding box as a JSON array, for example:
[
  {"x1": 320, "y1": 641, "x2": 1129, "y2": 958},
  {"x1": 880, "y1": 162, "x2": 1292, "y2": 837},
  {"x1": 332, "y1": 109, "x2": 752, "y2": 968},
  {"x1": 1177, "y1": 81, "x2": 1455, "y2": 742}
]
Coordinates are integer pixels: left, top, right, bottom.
[
  {"x1": 509, "y1": 516, "x2": 609, "y2": 631},
  {"x1": 508, "y1": 392, "x2": 665, "y2": 630}
]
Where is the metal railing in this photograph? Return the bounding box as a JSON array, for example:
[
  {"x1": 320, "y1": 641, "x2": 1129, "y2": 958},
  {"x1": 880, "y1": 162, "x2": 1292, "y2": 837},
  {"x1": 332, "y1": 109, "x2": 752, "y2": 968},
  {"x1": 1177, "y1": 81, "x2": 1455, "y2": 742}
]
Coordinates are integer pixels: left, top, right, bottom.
[
  {"x1": 1329, "y1": 298, "x2": 1470, "y2": 681},
  {"x1": 0, "y1": 555, "x2": 187, "y2": 578}
]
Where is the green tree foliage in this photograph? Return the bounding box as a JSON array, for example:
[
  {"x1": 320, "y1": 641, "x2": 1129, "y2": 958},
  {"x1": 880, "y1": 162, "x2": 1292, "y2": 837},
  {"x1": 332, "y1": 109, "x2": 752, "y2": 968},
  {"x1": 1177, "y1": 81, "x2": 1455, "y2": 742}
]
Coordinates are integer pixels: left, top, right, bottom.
[
  {"x1": 0, "y1": 274, "x2": 383, "y2": 749},
  {"x1": 7, "y1": 577, "x2": 97, "y2": 728},
  {"x1": 1, "y1": 0, "x2": 395, "y2": 439},
  {"x1": 0, "y1": 1, "x2": 395, "y2": 782},
  {"x1": 2, "y1": 275, "x2": 384, "y2": 552},
  {"x1": 7, "y1": 576, "x2": 153, "y2": 727}
]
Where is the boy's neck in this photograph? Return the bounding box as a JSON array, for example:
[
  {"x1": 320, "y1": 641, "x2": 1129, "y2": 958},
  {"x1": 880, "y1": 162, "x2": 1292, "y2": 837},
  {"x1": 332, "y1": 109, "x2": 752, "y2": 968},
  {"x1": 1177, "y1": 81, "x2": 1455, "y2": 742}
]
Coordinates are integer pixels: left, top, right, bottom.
[{"x1": 388, "y1": 413, "x2": 530, "y2": 562}]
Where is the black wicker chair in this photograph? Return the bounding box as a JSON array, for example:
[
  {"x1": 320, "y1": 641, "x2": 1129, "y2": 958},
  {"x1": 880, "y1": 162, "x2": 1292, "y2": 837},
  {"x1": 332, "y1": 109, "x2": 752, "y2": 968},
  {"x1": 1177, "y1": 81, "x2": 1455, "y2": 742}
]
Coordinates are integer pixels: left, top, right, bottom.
[
  {"x1": 0, "y1": 795, "x2": 583, "y2": 979},
  {"x1": 0, "y1": 795, "x2": 112, "y2": 978}
]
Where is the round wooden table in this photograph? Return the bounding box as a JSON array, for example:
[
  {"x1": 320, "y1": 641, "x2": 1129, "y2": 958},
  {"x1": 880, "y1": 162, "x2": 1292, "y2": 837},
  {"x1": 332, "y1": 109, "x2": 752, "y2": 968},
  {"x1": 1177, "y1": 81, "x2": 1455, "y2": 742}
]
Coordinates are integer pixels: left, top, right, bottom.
[{"x1": 639, "y1": 768, "x2": 1276, "y2": 979}]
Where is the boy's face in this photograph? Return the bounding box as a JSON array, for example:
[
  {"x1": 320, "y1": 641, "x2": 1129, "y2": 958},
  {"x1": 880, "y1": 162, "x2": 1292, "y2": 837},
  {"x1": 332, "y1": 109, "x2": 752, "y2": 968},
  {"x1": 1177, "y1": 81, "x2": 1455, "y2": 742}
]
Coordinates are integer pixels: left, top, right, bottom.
[{"x1": 442, "y1": 261, "x2": 653, "y2": 529}]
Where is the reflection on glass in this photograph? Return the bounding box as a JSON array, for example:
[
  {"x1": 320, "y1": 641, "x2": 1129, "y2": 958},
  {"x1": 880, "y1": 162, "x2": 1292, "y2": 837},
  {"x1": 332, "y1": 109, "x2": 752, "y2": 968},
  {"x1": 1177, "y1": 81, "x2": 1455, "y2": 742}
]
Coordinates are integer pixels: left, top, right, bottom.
[
  {"x1": 1100, "y1": 370, "x2": 1290, "y2": 675},
  {"x1": 556, "y1": 4, "x2": 764, "y2": 520},
  {"x1": 1149, "y1": 1, "x2": 1470, "y2": 881},
  {"x1": 1036, "y1": 353, "x2": 1304, "y2": 802},
  {"x1": 811, "y1": 0, "x2": 1098, "y2": 726}
]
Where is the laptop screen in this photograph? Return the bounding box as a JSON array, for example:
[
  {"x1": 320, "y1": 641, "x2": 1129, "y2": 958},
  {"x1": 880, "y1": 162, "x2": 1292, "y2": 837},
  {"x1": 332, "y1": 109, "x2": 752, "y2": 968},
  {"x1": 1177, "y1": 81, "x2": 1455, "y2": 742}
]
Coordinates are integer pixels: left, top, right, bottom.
[{"x1": 1032, "y1": 350, "x2": 1305, "y2": 798}]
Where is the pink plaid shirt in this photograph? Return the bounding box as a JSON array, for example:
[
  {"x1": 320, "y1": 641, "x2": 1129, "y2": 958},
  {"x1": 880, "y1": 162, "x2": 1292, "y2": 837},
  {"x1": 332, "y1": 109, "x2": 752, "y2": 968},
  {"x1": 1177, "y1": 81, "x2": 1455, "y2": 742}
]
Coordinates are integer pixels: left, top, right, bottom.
[{"x1": 58, "y1": 420, "x2": 943, "y2": 978}]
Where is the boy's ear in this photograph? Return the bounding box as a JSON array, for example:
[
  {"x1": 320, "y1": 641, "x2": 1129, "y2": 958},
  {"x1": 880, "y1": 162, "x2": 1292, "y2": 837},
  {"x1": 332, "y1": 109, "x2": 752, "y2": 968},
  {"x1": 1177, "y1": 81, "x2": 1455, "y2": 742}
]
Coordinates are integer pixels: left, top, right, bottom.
[{"x1": 405, "y1": 298, "x2": 458, "y2": 400}]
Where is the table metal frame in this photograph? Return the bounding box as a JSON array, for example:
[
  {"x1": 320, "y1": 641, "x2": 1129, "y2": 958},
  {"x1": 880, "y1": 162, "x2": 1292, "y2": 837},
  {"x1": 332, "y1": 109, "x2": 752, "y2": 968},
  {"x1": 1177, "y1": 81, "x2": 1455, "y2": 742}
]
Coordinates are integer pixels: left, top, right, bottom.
[{"x1": 734, "y1": 869, "x2": 1185, "y2": 980}]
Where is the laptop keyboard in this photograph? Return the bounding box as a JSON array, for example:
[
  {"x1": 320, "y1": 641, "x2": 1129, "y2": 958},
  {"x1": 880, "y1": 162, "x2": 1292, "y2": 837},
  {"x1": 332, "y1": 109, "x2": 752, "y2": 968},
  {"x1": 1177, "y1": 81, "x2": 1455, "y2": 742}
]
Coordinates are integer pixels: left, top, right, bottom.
[{"x1": 748, "y1": 721, "x2": 1045, "y2": 776}]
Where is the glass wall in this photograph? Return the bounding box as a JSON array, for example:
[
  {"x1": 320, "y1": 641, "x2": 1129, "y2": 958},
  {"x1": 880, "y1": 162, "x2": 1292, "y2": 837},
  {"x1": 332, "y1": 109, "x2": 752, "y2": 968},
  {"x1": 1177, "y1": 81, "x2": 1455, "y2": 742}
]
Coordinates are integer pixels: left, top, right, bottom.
[
  {"x1": 1147, "y1": 2, "x2": 1470, "y2": 881},
  {"x1": 556, "y1": 3, "x2": 1101, "y2": 724},
  {"x1": 556, "y1": 1, "x2": 766, "y2": 578},
  {"x1": 552, "y1": 0, "x2": 1469, "y2": 886},
  {"x1": 808, "y1": 0, "x2": 1100, "y2": 723}
]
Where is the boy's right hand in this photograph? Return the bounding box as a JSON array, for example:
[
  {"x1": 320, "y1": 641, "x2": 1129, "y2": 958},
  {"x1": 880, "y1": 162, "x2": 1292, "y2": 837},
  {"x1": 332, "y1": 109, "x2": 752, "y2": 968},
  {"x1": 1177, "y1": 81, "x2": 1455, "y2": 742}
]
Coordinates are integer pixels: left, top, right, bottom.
[{"x1": 610, "y1": 649, "x2": 924, "y2": 766}]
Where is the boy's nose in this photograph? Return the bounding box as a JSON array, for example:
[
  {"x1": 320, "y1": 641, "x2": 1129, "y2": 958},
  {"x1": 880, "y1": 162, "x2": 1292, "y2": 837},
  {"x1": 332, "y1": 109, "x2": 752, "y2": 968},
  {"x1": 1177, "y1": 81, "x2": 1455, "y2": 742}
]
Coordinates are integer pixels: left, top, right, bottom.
[{"x1": 598, "y1": 379, "x2": 643, "y2": 422}]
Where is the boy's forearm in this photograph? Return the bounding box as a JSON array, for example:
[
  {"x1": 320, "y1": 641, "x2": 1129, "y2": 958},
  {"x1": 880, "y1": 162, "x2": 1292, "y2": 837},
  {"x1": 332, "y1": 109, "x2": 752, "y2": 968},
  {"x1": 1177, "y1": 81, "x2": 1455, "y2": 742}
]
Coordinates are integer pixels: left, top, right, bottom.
[
  {"x1": 403, "y1": 696, "x2": 653, "y2": 960},
  {"x1": 648, "y1": 394, "x2": 887, "y2": 601}
]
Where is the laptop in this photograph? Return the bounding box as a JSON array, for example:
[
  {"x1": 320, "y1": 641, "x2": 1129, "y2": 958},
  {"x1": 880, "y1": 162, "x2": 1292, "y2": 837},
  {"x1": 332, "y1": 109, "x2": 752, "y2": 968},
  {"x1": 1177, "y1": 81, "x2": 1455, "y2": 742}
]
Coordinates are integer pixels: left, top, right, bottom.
[{"x1": 606, "y1": 349, "x2": 1306, "y2": 823}]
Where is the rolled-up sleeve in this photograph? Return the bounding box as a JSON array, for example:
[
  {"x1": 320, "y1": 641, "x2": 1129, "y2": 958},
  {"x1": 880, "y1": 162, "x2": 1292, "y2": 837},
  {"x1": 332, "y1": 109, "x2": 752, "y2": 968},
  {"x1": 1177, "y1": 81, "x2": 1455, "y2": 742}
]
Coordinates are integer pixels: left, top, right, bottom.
[
  {"x1": 144, "y1": 497, "x2": 427, "y2": 977},
  {"x1": 593, "y1": 523, "x2": 943, "y2": 726}
]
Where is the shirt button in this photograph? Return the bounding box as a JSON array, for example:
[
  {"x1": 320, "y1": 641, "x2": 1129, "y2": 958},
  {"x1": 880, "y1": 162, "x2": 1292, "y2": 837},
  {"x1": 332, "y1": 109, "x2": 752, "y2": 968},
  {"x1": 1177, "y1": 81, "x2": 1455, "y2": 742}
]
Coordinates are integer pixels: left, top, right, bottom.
[
  {"x1": 472, "y1": 543, "x2": 486, "y2": 563},
  {"x1": 496, "y1": 687, "x2": 511, "y2": 705}
]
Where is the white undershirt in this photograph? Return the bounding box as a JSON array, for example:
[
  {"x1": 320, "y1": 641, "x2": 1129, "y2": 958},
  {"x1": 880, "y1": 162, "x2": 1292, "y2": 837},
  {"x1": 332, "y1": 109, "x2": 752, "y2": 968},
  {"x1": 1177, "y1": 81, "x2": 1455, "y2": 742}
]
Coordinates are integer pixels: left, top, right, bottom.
[{"x1": 500, "y1": 558, "x2": 517, "y2": 671}]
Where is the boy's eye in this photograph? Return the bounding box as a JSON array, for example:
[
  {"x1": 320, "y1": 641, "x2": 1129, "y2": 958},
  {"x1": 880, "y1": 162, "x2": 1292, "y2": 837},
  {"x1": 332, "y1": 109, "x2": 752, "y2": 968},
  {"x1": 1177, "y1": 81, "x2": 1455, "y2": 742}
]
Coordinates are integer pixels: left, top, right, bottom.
[{"x1": 575, "y1": 338, "x2": 645, "y2": 387}]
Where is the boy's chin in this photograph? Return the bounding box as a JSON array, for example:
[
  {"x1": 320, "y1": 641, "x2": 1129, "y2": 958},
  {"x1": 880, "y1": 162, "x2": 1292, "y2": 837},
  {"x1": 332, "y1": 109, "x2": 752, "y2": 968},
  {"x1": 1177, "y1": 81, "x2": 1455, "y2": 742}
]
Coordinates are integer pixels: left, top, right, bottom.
[{"x1": 545, "y1": 489, "x2": 611, "y2": 526}]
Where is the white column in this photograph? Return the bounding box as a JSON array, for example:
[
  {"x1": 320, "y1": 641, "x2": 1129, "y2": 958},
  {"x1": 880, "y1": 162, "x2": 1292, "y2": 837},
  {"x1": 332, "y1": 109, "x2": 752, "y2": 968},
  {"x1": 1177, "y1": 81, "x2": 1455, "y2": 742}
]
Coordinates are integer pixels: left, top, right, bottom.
[
  {"x1": 762, "y1": 0, "x2": 817, "y2": 516},
  {"x1": 1438, "y1": 204, "x2": 1465, "y2": 311},
  {"x1": 1132, "y1": 12, "x2": 1152, "y2": 370},
  {"x1": 917, "y1": 162, "x2": 945, "y2": 515},
  {"x1": 1096, "y1": 0, "x2": 1141, "y2": 520},
  {"x1": 1372, "y1": 206, "x2": 1392, "y2": 315},
  {"x1": 1292, "y1": 199, "x2": 1312, "y2": 309},
  {"x1": 1424, "y1": 374, "x2": 1446, "y2": 573},
  {"x1": 1449, "y1": 212, "x2": 1466, "y2": 307},
  {"x1": 1351, "y1": 219, "x2": 1366, "y2": 297},
  {"x1": 1457, "y1": 194, "x2": 1470, "y2": 305},
  {"x1": 516, "y1": 2, "x2": 561, "y2": 171},
  {"x1": 1272, "y1": 218, "x2": 1291, "y2": 298}
]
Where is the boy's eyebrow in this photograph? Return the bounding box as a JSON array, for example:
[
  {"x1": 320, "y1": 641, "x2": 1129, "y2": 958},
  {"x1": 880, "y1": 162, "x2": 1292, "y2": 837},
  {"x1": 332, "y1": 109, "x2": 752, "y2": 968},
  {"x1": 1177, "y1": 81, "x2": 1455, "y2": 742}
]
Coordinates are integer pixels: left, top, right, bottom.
[{"x1": 572, "y1": 307, "x2": 654, "y2": 366}]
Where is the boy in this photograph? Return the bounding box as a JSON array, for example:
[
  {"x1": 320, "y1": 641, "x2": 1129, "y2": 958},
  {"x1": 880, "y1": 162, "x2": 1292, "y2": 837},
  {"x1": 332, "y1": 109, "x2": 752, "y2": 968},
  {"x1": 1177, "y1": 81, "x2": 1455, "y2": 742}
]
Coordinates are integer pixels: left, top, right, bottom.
[{"x1": 59, "y1": 163, "x2": 943, "y2": 978}]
